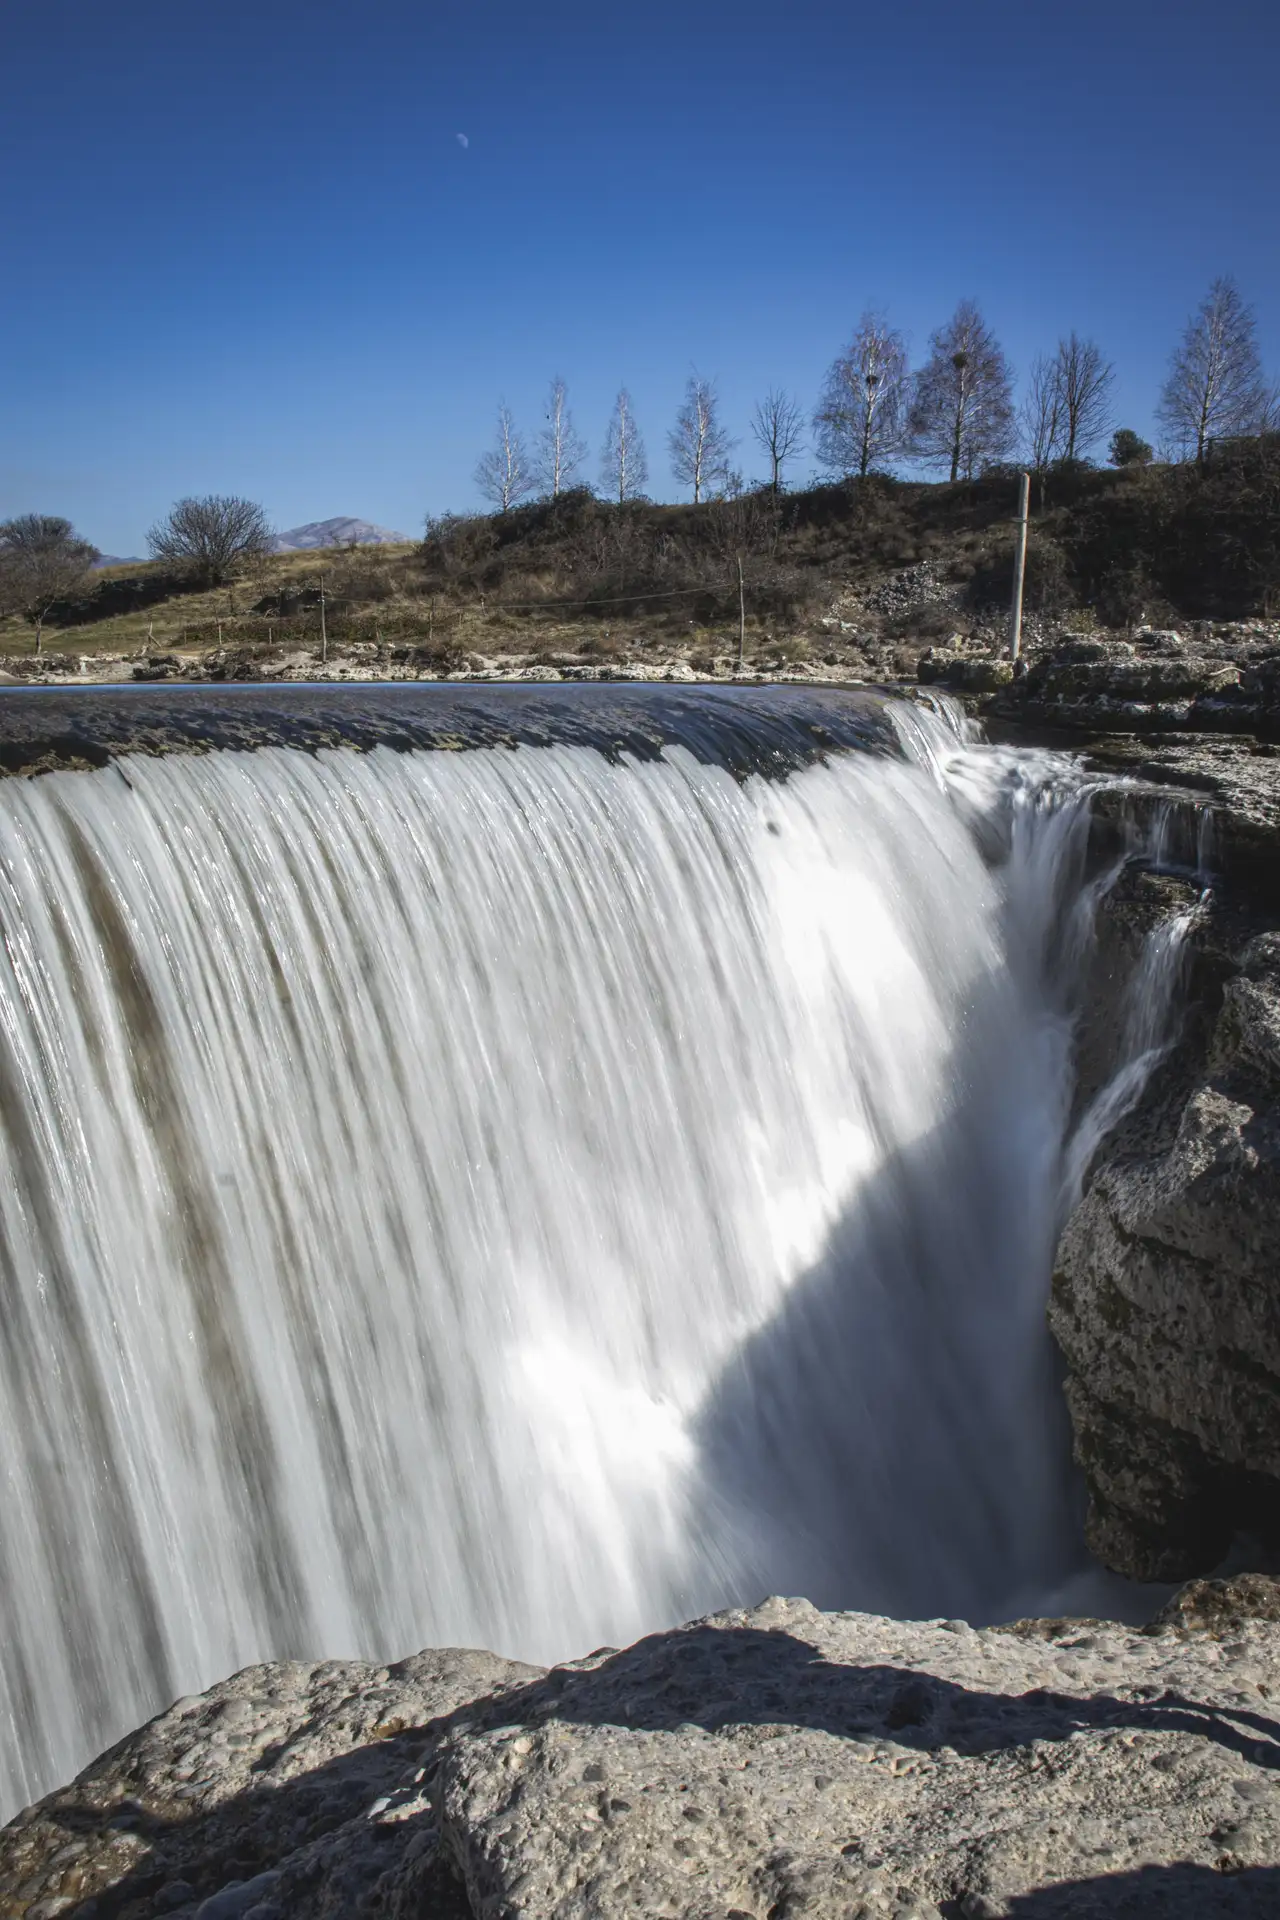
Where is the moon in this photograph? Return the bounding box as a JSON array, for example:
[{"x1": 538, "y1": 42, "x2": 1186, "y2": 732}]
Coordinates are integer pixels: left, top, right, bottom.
[{"x1": 456, "y1": 133, "x2": 469, "y2": 149}]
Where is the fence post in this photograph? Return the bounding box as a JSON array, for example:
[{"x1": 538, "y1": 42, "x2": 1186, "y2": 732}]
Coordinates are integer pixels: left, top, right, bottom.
[
  {"x1": 737, "y1": 555, "x2": 746, "y2": 671},
  {"x1": 319, "y1": 570, "x2": 328, "y2": 664},
  {"x1": 1009, "y1": 471, "x2": 1030, "y2": 662}
]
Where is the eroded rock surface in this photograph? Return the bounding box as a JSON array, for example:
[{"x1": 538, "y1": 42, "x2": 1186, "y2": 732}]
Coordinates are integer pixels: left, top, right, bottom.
[
  {"x1": 5, "y1": 1597, "x2": 1280, "y2": 1918},
  {"x1": 985, "y1": 626, "x2": 1280, "y2": 740},
  {"x1": 1052, "y1": 878, "x2": 1280, "y2": 1584}
]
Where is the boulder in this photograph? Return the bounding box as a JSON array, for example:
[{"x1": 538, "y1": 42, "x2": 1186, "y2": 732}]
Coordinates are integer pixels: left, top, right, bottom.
[
  {"x1": 917, "y1": 650, "x2": 1014, "y2": 693},
  {"x1": 1052, "y1": 909, "x2": 1280, "y2": 1583},
  {"x1": 6, "y1": 1599, "x2": 1280, "y2": 1918},
  {"x1": 1024, "y1": 658, "x2": 1239, "y2": 703}
]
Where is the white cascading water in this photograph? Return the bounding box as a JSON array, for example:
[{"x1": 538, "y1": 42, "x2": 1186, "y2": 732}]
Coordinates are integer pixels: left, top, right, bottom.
[{"x1": 0, "y1": 702, "x2": 1177, "y2": 1816}]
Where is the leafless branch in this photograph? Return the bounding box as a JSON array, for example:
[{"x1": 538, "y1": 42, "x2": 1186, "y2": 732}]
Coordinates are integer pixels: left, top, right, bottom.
[
  {"x1": 474, "y1": 404, "x2": 535, "y2": 514},
  {"x1": 147, "y1": 495, "x2": 274, "y2": 586},
  {"x1": 668, "y1": 374, "x2": 736, "y2": 504},
  {"x1": 1157, "y1": 277, "x2": 1269, "y2": 462},
  {"x1": 749, "y1": 389, "x2": 805, "y2": 493},
  {"x1": 814, "y1": 313, "x2": 909, "y2": 479},
  {"x1": 908, "y1": 301, "x2": 1016, "y2": 481},
  {"x1": 601, "y1": 390, "x2": 649, "y2": 504}
]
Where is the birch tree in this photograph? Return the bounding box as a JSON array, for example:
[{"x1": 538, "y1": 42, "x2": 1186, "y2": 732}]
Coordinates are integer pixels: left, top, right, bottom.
[
  {"x1": 0, "y1": 515, "x2": 98, "y2": 653},
  {"x1": 1054, "y1": 332, "x2": 1114, "y2": 460},
  {"x1": 814, "y1": 313, "x2": 910, "y2": 478},
  {"x1": 668, "y1": 374, "x2": 735, "y2": 503},
  {"x1": 533, "y1": 377, "x2": 588, "y2": 498},
  {"x1": 474, "y1": 404, "x2": 534, "y2": 513},
  {"x1": 1157, "y1": 278, "x2": 1269, "y2": 461},
  {"x1": 1021, "y1": 355, "x2": 1065, "y2": 473},
  {"x1": 750, "y1": 389, "x2": 805, "y2": 493},
  {"x1": 907, "y1": 301, "x2": 1016, "y2": 481},
  {"x1": 601, "y1": 389, "x2": 648, "y2": 504}
]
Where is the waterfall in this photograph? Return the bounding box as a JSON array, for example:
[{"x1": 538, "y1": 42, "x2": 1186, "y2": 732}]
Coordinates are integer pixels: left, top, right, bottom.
[{"x1": 0, "y1": 703, "x2": 1162, "y2": 1814}]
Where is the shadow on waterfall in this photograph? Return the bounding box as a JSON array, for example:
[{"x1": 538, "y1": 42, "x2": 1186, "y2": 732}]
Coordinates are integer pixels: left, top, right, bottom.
[
  {"x1": 39, "y1": 1625, "x2": 1280, "y2": 1918},
  {"x1": 687, "y1": 1024, "x2": 1087, "y2": 1629},
  {"x1": 681, "y1": 804, "x2": 1189, "y2": 1631}
]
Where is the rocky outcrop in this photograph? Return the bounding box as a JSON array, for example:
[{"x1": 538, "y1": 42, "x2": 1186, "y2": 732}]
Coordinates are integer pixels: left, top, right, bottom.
[
  {"x1": 1031, "y1": 705, "x2": 1280, "y2": 1588},
  {"x1": 917, "y1": 649, "x2": 1014, "y2": 694},
  {"x1": 1053, "y1": 911, "x2": 1280, "y2": 1583},
  {"x1": 952, "y1": 617, "x2": 1280, "y2": 1590},
  {"x1": 986, "y1": 626, "x2": 1280, "y2": 740},
  {"x1": 5, "y1": 1591, "x2": 1280, "y2": 1919}
]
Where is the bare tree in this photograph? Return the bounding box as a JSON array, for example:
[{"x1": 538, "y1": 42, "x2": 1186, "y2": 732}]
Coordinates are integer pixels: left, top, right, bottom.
[
  {"x1": 668, "y1": 374, "x2": 736, "y2": 503},
  {"x1": 1020, "y1": 354, "x2": 1065, "y2": 474},
  {"x1": 0, "y1": 515, "x2": 99, "y2": 652},
  {"x1": 749, "y1": 389, "x2": 805, "y2": 493},
  {"x1": 474, "y1": 404, "x2": 534, "y2": 513},
  {"x1": 600, "y1": 389, "x2": 648, "y2": 504},
  {"x1": 1054, "y1": 332, "x2": 1114, "y2": 460},
  {"x1": 533, "y1": 378, "x2": 588, "y2": 499},
  {"x1": 907, "y1": 300, "x2": 1016, "y2": 481},
  {"x1": 1157, "y1": 277, "x2": 1269, "y2": 461},
  {"x1": 147, "y1": 494, "x2": 273, "y2": 586},
  {"x1": 814, "y1": 313, "x2": 910, "y2": 479}
]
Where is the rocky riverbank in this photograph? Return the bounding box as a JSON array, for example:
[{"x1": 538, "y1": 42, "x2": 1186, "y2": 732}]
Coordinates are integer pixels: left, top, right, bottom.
[
  {"x1": 4, "y1": 1585, "x2": 1280, "y2": 1920},
  {"x1": 937, "y1": 626, "x2": 1280, "y2": 1596}
]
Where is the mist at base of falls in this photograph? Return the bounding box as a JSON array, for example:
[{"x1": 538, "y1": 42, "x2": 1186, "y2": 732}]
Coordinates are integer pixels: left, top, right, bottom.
[{"x1": 0, "y1": 707, "x2": 1173, "y2": 1814}]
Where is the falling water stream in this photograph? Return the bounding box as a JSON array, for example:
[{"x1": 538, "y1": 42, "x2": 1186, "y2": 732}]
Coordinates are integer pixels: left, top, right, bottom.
[{"x1": 0, "y1": 698, "x2": 1184, "y2": 1814}]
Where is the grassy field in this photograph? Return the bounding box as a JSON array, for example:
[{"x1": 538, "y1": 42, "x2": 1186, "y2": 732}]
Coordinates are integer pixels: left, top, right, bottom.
[
  {"x1": 0, "y1": 537, "x2": 857, "y2": 677},
  {"x1": 7, "y1": 445, "x2": 1277, "y2": 675}
]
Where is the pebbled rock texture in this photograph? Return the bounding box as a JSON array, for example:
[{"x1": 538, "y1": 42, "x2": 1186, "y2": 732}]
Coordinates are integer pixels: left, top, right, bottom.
[{"x1": 5, "y1": 1595, "x2": 1280, "y2": 1918}]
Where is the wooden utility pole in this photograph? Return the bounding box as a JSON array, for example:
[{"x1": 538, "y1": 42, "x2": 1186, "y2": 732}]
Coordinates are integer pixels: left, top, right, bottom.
[
  {"x1": 319, "y1": 569, "x2": 328, "y2": 665},
  {"x1": 737, "y1": 555, "x2": 746, "y2": 672},
  {"x1": 1009, "y1": 471, "x2": 1030, "y2": 662}
]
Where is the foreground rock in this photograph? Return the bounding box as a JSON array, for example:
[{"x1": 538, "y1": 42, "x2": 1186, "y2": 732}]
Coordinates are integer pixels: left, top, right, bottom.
[{"x1": 5, "y1": 1593, "x2": 1280, "y2": 1918}]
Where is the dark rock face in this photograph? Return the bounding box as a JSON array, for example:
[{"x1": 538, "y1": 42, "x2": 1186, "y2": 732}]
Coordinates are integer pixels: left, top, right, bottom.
[
  {"x1": 1044, "y1": 712, "x2": 1280, "y2": 1587},
  {"x1": 969, "y1": 620, "x2": 1280, "y2": 1588},
  {"x1": 1053, "y1": 923, "x2": 1280, "y2": 1581}
]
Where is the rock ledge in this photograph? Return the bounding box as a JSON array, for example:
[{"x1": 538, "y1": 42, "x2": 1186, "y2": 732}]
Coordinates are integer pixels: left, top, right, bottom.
[{"x1": 6, "y1": 1592, "x2": 1280, "y2": 1918}]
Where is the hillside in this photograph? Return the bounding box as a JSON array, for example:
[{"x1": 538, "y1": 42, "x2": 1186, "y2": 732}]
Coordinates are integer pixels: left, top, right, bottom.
[{"x1": 4, "y1": 441, "x2": 1277, "y2": 678}]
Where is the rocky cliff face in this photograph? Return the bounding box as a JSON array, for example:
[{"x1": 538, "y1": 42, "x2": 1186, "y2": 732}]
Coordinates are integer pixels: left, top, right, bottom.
[
  {"x1": 1055, "y1": 894, "x2": 1280, "y2": 1581},
  {"x1": 982, "y1": 629, "x2": 1280, "y2": 1588}
]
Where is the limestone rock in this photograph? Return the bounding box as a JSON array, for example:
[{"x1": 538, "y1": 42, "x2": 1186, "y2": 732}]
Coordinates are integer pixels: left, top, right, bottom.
[
  {"x1": 1151, "y1": 1575, "x2": 1280, "y2": 1634},
  {"x1": 917, "y1": 650, "x2": 1014, "y2": 693},
  {"x1": 1052, "y1": 912, "x2": 1280, "y2": 1583},
  {"x1": 0, "y1": 1647, "x2": 538, "y2": 1920},
  {"x1": 1025, "y1": 657, "x2": 1239, "y2": 702},
  {"x1": 6, "y1": 1600, "x2": 1280, "y2": 1918}
]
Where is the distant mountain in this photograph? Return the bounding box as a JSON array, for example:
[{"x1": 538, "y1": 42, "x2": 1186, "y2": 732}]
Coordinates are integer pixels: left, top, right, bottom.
[
  {"x1": 91, "y1": 554, "x2": 144, "y2": 570},
  {"x1": 271, "y1": 517, "x2": 412, "y2": 552}
]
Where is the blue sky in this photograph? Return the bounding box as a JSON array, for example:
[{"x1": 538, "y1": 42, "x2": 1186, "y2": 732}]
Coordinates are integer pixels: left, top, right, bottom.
[{"x1": 1, "y1": 0, "x2": 1276, "y2": 554}]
